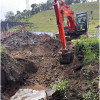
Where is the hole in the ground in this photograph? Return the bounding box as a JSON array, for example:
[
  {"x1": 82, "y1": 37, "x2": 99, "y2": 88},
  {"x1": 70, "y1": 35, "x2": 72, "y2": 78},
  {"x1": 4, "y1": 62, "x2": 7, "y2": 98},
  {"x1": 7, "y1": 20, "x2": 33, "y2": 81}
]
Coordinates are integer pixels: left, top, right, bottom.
[
  {"x1": 16, "y1": 58, "x2": 38, "y2": 73},
  {"x1": 74, "y1": 66, "x2": 83, "y2": 71}
]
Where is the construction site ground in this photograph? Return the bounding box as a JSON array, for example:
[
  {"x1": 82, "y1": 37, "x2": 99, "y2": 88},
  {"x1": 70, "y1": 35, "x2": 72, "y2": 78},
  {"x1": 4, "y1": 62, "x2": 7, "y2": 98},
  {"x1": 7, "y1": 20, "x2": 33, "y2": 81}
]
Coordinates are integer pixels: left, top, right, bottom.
[{"x1": 1, "y1": 32, "x2": 99, "y2": 100}]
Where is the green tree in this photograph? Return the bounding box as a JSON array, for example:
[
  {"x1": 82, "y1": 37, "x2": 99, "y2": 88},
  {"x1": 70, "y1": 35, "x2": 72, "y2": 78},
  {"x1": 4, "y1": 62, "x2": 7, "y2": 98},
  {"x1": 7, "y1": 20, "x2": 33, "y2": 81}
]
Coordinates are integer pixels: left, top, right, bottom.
[
  {"x1": 65, "y1": 0, "x2": 74, "y2": 5},
  {"x1": 5, "y1": 11, "x2": 15, "y2": 22},
  {"x1": 81, "y1": 0, "x2": 87, "y2": 3},
  {"x1": 73, "y1": 0, "x2": 81, "y2": 3},
  {"x1": 16, "y1": 11, "x2": 20, "y2": 15},
  {"x1": 31, "y1": 4, "x2": 37, "y2": 10}
]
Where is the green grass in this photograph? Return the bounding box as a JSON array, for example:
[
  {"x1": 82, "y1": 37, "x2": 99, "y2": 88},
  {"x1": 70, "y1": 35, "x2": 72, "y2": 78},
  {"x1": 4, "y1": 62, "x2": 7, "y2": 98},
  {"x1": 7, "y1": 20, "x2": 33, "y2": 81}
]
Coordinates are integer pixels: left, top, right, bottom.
[
  {"x1": 83, "y1": 80, "x2": 99, "y2": 100},
  {"x1": 88, "y1": 20, "x2": 99, "y2": 34},
  {"x1": 0, "y1": 46, "x2": 6, "y2": 53},
  {"x1": 71, "y1": 1, "x2": 99, "y2": 19},
  {"x1": 10, "y1": 1, "x2": 99, "y2": 34},
  {"x1": 74, "y1": 37, "x2": 99, "y2": 65},
  {"x1": 22, "y1": 10, "x2": 58, "y2": 33}
]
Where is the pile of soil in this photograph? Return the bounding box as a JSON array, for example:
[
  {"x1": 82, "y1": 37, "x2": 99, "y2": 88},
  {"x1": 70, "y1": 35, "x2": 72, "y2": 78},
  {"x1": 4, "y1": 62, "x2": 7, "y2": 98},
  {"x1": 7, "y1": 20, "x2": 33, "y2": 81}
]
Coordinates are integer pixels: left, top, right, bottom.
[
  {"x1": 1, "y1": 32, "x2": 99, "y2": 100},
  {"x1": 1, "y1": 32, "x2": 51, "y2": 49}
]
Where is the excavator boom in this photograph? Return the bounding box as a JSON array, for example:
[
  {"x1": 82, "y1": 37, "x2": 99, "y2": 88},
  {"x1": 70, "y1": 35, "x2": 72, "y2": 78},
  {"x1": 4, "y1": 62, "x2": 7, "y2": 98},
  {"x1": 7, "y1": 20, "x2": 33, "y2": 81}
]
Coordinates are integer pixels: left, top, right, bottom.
[
  {"x1": 54, "y1": 0, "x2": 76, "y2": 55},
  {"x1": 54, "y1": 0, "x2": 66, "y2": 54}
]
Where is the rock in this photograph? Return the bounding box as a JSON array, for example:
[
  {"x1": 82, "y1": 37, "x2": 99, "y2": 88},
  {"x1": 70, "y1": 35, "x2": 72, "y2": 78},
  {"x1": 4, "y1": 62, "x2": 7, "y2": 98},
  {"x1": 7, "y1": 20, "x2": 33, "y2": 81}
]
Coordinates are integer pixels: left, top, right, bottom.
[
  {"x1": 46, "y1": 89, "x2": 55, "y2": 100},
  {"x1": 46, "y1": 89, "x2": 55, "y2": 96},
  {"x1": 1, "y1": 52, "x2": 24, "y2": 86},
  {"x1": 26, "y1": 90, "x2": 46, "y2": 100},
  {"x1": 10, "y1": 89, "x2": 47, "y2": 100}
]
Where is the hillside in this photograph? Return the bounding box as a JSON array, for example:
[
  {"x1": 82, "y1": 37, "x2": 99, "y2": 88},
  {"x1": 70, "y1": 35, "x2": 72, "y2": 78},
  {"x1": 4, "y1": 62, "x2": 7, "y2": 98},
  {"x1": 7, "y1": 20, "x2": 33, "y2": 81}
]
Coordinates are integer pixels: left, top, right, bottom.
[{"x1": 14, "y1": 1, "x2": 99, "y2": 34}]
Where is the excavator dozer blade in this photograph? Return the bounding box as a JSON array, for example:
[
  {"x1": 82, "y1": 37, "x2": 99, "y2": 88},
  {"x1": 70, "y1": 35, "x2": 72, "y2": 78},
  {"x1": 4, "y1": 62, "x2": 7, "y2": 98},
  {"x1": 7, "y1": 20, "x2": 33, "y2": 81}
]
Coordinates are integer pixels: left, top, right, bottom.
[{"x1": 59, "y1": 52, "x2": 73, "y2": 64}]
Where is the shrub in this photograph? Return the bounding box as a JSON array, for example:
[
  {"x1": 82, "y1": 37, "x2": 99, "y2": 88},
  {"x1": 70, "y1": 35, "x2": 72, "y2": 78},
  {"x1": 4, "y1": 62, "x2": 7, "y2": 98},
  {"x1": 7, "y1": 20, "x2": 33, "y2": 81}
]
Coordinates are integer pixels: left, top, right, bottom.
[
  {"x1": 74, "y1": 38, "x2": 99, "y2": 65},
  {"x1": 83, "y1": 80, "x2": 99, "y2": 100},
  {"x1": 51, "y1": 80, "x2": 72, "y2": 99}
]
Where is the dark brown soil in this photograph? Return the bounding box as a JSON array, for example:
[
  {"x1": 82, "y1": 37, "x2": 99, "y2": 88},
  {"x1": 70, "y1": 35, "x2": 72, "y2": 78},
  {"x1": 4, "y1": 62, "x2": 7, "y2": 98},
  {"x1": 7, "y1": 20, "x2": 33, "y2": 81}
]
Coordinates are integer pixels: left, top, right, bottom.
[{"x1": 1, "y1": 32, "x2": 99, "y2": 100}]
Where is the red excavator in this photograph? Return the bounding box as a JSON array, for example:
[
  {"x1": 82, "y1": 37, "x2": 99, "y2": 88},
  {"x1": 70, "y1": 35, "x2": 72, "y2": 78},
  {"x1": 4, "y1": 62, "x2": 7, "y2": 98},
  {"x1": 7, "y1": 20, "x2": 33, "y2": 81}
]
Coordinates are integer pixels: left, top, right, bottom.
[{"x1": 54, "y1": 0, "x2": 88, "y2": 64}]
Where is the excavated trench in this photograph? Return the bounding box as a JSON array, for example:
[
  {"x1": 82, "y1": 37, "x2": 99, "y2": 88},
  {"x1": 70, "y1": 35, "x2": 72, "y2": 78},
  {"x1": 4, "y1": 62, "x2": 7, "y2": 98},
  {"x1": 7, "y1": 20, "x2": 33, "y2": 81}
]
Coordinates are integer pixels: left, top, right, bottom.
[{"x1": 1, "y1": 32, "x2": 99, "y2": 100}]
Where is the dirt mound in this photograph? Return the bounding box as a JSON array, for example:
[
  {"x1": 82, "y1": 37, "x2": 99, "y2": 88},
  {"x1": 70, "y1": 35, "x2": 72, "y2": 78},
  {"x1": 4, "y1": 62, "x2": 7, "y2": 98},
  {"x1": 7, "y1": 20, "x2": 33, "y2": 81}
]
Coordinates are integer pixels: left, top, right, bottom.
[
  {"x1": 1, "y1": 32, "x2": 51, "y2": 49},
  {"x1": 1, "y1": 52, "x2": 38, "y2": 91},
  {"x1": 1, "y1": 32, "x2": 99, "y2": 99}
]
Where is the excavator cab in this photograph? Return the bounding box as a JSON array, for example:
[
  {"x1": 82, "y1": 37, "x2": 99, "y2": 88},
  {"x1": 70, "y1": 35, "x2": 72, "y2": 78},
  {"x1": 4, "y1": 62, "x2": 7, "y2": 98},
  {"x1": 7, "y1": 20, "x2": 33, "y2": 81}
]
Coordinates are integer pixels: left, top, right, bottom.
[
  {"x1": 75, "y1": 12, "x2": 88, "y2": 35},
  {"x1": 64, "y1": 12, "x2": 88, "y2": 39}
]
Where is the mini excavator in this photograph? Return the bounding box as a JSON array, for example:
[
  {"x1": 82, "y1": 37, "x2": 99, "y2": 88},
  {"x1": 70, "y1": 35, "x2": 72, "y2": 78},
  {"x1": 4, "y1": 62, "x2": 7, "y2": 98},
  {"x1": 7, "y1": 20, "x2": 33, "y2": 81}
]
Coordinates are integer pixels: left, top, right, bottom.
[{"x1": 54, "y1": 0, "x2": 88, "y2": 64}]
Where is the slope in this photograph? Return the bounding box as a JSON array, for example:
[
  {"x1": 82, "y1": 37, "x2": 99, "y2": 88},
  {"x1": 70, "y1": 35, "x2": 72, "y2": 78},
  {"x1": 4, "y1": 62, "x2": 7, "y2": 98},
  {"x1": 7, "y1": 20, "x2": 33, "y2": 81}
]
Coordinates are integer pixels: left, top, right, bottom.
[{"x1": 21, "y1": 1, "x2": 99, "y2": 33}]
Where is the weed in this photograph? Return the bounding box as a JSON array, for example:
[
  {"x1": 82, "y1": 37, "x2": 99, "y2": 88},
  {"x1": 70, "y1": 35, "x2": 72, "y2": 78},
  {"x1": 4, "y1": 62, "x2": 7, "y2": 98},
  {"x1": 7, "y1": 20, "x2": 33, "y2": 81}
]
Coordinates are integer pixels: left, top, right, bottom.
[
  {"x1": 51, "y1": 80, "x2": 72, "y2": 99},
  {"x1": 83, "y1": 81, "x2": 99, "y2": 100},
  {"x1": 82, "y1": 69, "x2": 91, "y2": 79}
]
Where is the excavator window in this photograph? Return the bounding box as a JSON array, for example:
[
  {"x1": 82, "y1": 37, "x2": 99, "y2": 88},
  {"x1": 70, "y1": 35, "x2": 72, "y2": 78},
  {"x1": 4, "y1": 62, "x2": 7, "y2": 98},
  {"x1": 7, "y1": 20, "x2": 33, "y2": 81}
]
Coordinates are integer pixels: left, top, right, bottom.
[
  {"x1": 76, "y1": 12, "x2": 88, "y2": 33},
  {"x1": 77, "y1": 16, "x2": 86, "y2": 24}
]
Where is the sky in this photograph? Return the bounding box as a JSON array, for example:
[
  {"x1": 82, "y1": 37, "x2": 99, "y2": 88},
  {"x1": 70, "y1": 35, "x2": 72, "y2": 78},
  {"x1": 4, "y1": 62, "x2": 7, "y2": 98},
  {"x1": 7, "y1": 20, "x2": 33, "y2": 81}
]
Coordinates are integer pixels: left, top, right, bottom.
[
  {"x1": 0, "y1": 0, "x2": 97, "y2": 20},
  {"x1": 0, "y1": 0, "x2": 47, "y2": 20}
]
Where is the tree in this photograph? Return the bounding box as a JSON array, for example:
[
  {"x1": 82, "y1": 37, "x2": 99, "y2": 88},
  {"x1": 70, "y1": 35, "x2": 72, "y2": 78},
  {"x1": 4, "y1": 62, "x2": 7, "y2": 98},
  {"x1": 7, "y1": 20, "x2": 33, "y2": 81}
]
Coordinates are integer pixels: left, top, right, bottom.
[
  {"x1": 65, "y1": 0, "x2": 82, "y2": 5},
  {"x1": 81, "y1": 0, "x2": 87, "y2": 3},
  {"x1": 23, "y1": 10, "x2": 27, "y2": 13},
  {"x1": 27, "y1": 10, "x2": 32, "y2": 17},
  {"x1": 47, "y1": 0, "x2": 54, "y2": 3},
  {"x1": 35, "y1": 7, "x2": 40, "y2": 13},
  {"x1": 46, "y1": 1, "x2": 53, "y2": 10},
  {"x1": 65, "y1": 0, "x2": 74, "y2": 5},
  {"x1": 5, "y1": 11, "x2": 15, "y2": 22},
  {"x1": 40, "y1": 3, "x2": 47, "y2": 11},
  {"x1": 31, "y1": 4, "x2": 38, "y2": 15},
  {"x1": 31, "y1": 4, "x2": 37, "y2": 10},
  {"x1": 73, "y1": 0, "x2": 81, "y2": 3},
  {"x1": 16, "y1": 11, "x2": 20, "y2": 15}
]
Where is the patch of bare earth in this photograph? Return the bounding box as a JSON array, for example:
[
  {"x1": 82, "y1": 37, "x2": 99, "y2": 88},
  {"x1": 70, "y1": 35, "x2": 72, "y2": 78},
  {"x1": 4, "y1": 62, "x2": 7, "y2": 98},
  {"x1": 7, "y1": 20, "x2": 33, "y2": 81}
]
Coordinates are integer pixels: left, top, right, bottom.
[{"x1": 1, "y1": 32, "x2": 99, "y2": 100}]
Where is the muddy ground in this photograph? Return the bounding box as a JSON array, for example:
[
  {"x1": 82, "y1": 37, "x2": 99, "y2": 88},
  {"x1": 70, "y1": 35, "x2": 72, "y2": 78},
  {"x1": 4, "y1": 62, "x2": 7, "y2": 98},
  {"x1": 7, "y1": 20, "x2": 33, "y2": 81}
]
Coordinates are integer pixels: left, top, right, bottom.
[{"x1": 1, "y1": 32, "x2": 99, "y2": 100}]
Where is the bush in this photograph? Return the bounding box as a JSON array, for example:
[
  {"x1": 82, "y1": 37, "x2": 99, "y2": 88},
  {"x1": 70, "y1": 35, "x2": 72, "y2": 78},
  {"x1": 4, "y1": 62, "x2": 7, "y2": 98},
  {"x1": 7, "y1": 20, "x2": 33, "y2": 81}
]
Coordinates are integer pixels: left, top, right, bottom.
[
  {"x1": 83, "y1": 80, "x2": 99, "y2": 100},
  {"x1": 51, "y1": 80, "x2": 72, "y2": 99},
  {"x1": 74, "y1": 38, "x2": 99, "y2": 65}
]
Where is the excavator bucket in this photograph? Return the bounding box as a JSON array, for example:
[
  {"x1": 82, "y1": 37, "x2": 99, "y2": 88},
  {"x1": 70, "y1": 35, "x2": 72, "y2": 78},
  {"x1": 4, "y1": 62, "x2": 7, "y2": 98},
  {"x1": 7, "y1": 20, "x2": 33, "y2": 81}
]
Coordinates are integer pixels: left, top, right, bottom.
[{"x1": 59, "y1": 51, "x2": 73, "y2": 64}]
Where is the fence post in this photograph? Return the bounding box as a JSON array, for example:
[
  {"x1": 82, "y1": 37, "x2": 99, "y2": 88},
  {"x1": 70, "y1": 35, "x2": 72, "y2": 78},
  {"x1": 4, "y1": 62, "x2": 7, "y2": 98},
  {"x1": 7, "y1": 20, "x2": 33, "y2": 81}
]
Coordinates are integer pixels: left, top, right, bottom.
[{"x1": 3, "y1": 32, "x2": 5, "y2": 38}]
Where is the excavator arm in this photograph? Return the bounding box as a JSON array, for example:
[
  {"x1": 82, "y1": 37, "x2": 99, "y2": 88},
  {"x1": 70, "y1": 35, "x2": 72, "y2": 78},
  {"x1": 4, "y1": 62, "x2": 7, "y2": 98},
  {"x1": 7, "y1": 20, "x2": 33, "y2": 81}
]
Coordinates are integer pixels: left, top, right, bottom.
[
  {"x1": 54, "y1": 0, "x2": 75, "y2": 55},
  {"x1": 54, "y1": 0, "x2": 66, "y2": 55},
  {"x1": 54, "y1": 0, "x2": 88, "y2": 64}
]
